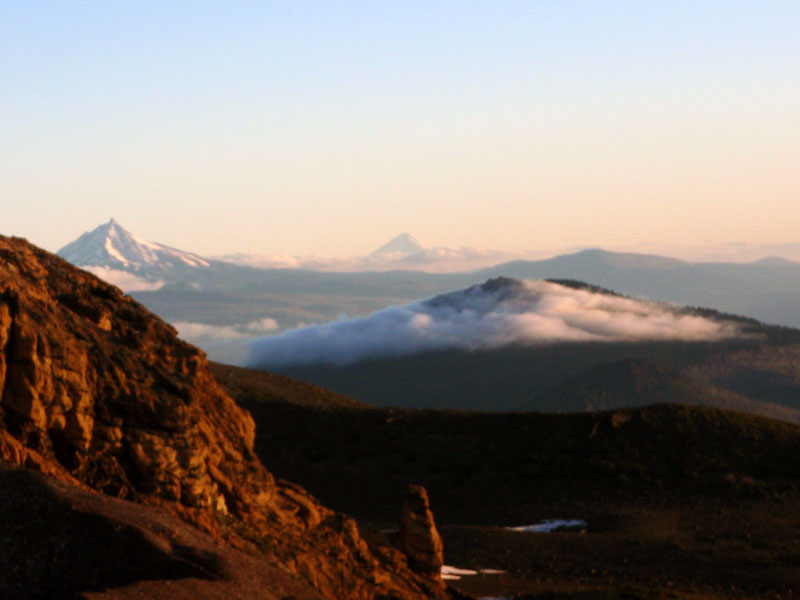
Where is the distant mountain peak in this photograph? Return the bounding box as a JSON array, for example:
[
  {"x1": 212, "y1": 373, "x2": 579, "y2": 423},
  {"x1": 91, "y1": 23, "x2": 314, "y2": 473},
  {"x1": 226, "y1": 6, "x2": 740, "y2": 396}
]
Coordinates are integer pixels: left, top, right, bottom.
[
  {"x1": 369, "y1": 233, "x2": 424, "y2": 257},
  {"x1": 57, "y1": 220, "x2": 211, "y2": 275}
]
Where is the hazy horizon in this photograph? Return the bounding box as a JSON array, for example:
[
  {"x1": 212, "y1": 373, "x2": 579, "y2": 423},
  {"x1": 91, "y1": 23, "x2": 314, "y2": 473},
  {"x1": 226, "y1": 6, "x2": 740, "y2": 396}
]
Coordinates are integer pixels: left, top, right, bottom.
[
  {"x1": 4, "y1": 2, "x2": 799, "y2": 259},
  {"x1": 54, "y1": 218, "x2": 800, "y2": 268}
]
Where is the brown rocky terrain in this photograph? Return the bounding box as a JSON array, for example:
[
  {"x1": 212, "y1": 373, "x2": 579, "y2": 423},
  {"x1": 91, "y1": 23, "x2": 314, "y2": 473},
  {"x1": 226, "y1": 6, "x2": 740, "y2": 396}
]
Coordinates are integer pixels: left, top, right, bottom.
[{"x1": 0, "y1": 234, "x2": 456, "y2": 600}]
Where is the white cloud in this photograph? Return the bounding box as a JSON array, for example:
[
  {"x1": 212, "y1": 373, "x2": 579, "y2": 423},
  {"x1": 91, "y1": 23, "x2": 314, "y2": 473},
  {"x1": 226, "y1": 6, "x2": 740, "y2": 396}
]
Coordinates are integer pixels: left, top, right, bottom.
[
  {"x1": 82, "y1": 266, "x2": 165, "y2": 292},
  {"x1": 171, "y1": 317, "x2": 281, "y2": 365},
  {"x1": 246, "y1": 317, "x2": 281, "y2": 333},
  {"x1": 361, "y1": 246, "x2": 529, "y2": 273},
  {"x1": 214, "y1": 247, "x2": 546, "y2": 273},
  {"x1": 214, "y1": 253, "x2": 350, "y2": 270},
  {"x1": 173, "y1": 322, "x2": 250, "y2": 342},
  {"x1": 172, "y1": 317, "x2": 279, "y2": 342},
  {"x1": 246, "y1": 279, "x2": 742, "y2": 368}
]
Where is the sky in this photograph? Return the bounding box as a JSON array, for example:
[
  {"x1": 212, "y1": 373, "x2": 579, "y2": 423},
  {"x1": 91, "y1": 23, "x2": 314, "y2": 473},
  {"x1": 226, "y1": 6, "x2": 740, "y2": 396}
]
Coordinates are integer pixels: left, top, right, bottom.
[{"x1": 3, "y1": 1, "x2": 799, "y2": 259}]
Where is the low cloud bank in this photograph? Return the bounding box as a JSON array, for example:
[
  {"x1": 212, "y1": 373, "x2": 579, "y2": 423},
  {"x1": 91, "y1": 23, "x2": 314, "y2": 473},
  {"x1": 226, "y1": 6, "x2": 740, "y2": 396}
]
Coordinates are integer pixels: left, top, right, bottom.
[
  {"x1": 359, "y1": 246, "x2": 529, "y2": 273},
  {"x1": 172, "y1": 318, "x2": 279, "y2": 342},
  {"x1": 83, "y1": 266, "x2": 164, "y2": 292},
  {"x1": 173, "y1": 317, "x2": 280, "y2": 365},
  {"x1": 216, "y1": 247, "x2": 538, "y2": 273},
  {"x1": 246, "y1": 279, "x2": 741, "y2": 368}
]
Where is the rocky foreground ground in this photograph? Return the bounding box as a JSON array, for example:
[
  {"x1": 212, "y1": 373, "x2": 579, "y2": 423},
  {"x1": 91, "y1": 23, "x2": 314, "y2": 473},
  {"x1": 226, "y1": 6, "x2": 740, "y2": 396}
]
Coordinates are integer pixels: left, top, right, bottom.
[{"x1": 0, "y1": 234, "x2": 461, "y2": 600}]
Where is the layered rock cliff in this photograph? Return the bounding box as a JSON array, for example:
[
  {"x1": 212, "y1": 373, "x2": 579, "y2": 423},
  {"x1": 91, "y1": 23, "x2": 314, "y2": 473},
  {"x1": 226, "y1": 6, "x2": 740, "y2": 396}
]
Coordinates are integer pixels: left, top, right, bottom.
[{"x1": 0, "y1": 234, "x2": 450, "y2": 600}]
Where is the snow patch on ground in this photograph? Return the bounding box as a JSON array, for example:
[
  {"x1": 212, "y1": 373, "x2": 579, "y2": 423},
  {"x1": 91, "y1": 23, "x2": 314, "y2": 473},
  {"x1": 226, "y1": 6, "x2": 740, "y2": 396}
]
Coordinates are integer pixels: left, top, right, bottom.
[
  {"x1": 441, "y1": 566, "x2": 478, "y2": 580},
  {"x1": 440, "y1": 565, "x2": 505, "y2": 581},
  {"x1": 507, "y1": 519, "x2": 587, "y2": 533},
  {"x1": 478, "y1": 569, "x2": 506, "y2": 574}
]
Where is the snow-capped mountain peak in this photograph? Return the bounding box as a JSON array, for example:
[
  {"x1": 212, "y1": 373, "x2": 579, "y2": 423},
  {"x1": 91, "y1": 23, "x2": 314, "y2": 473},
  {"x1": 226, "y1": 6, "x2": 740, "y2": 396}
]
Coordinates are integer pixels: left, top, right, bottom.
[{"x1": 58, "y1": 219, "x2": 210, "y2": 274}]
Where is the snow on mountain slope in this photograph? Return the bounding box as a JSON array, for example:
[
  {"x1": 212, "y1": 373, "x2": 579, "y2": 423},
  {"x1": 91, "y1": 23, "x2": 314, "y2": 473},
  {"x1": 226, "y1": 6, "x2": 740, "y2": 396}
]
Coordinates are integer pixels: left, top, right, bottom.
[{"x1": 57, "y1": 219, "x2": 211, "y2": 277}]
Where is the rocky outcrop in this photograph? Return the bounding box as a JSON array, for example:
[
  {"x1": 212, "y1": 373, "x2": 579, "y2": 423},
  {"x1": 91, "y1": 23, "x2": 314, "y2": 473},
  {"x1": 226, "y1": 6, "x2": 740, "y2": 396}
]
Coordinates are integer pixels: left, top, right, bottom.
[
  {"x1": 0, "y1": 234, "x2": 451, "y2": 600},
  {"x1": 399, "y1": 485, "x2": 445, "y2": 578},
  {"x1": 0, "y1": 235, "x2": 265, "y2": 519}
]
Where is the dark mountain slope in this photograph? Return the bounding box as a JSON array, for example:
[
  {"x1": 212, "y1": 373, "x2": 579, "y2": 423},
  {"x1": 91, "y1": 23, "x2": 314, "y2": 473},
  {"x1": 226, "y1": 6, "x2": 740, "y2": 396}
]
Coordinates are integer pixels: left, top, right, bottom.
[
  {"x1": 276, "y1": 336, "x2": 800, "y2": 415},
  {"x1": 210, "y1": 362, "x2": 366, "y2": 409},
  {"x1": 534, "y1": 357, "x2": 800, "y2": 421},
  {"x1": 237, "y1": 399, "x2": 800, "y2": 524}
]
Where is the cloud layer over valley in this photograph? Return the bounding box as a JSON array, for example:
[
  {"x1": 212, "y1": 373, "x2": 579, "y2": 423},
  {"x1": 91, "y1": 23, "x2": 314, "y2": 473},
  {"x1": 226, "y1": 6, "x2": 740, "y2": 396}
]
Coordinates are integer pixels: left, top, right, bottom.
[
  {"x1": 216, "y1": 246, "x2": 531, "y2": 273},
  {"x1": 173, "y1": 318, "x2": 280, "y2": 365},
  {"x1": 83, "y1": 266, "x2": 165, "y2": 292},
  {"x1": 246, "y1": 279, "x2": 742, "y2": 369}
]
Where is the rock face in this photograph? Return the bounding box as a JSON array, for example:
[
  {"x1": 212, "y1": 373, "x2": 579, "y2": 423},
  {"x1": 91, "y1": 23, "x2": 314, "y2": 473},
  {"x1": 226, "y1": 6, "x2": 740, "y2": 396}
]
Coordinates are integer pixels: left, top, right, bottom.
[
  {"x1": 399, "y1": 485, "x2": 445, "y2": 578},
  {"x1": 0, "y1": 235, "x2": 449, "y2": 600},
  {"x1": 0, "y1": 235, "x2": 264, "y2": 519}
]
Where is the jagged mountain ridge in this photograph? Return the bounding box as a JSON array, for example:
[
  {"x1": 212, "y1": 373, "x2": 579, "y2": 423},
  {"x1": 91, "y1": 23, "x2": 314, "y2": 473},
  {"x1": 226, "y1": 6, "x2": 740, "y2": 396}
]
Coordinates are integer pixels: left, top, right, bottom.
[{"x1": 0, "y1": 234, "x2": 451, "y2": 600}]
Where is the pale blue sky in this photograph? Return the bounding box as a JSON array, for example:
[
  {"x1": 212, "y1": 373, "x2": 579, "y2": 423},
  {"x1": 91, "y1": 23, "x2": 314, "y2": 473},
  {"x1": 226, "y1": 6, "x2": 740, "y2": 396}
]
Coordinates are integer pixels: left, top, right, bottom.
[{"x1": 3, "y1": 2, "x2": 799, "y2": 257}]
